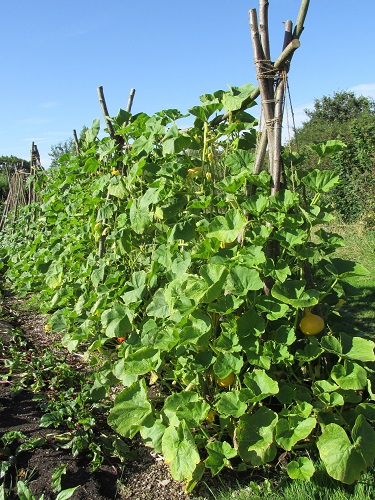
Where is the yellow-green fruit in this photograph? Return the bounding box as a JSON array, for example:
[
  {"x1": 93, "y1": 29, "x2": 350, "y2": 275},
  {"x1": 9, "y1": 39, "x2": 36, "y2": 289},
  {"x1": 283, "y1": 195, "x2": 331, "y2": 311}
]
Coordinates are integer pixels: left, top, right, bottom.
[
  {"x1": 299, "y1": 310, "x2": 325, "y2": 336},
  {"x1": 205, "y1": 411, "x2": 215, "y2": 423},
  {"x1": 187, "y1": 167, "x2": 202, "y2": 178},
  {"x1": 217, "y1": 372, "x2": 235, "y2": 387},
  {"x1": 220, "y1": 240, "x2": 236, "y2": 249}
]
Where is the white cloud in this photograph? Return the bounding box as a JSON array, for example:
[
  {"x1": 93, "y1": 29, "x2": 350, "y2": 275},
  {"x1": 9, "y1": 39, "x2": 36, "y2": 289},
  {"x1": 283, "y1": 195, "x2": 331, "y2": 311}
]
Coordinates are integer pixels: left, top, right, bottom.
[
  {"x1": 40, "y1": 155, "x2": 51, "y2": 167},
  {"x1": 41, "y1": 101, "x2": 61, "y2": 109},
  {"x1": 349, "y1": 83, "x2": 375, "y2": 99},
  {"x1": 24, "y1": 137, "x2": 51, "y2": 144},
  {"x1": 24, "y1": 131, "x2": 71, "y2": 144},
  {"x1": 18, "y1": 117, "x2": 51, "y2": 126}
]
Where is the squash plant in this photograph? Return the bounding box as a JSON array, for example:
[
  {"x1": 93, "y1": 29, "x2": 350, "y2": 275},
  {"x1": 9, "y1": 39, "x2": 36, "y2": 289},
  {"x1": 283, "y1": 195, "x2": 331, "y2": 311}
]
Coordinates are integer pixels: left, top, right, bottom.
[{"x1": 1, "y1": 85, "x2": 374, "y2": 490}]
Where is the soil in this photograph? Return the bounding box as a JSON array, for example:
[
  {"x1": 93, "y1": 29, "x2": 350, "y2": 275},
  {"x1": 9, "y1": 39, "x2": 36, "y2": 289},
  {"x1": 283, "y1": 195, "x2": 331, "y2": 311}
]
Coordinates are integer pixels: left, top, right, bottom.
[{"x1": 0, "y1": 298, "x2": 247, "y2": 500}]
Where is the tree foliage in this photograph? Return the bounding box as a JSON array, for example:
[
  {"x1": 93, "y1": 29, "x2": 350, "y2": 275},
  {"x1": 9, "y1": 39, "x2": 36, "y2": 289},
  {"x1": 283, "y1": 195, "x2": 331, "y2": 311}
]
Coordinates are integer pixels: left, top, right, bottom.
[
  {"x1": 305, "y1": 90, "x2": 375, "y2": 123},
  {"x1": 0, "y1": 156, "x2": 30, "y2": 203},
  {"x1": 48, "y1": 126, "x2": 88, "y2": 169},
  {"x1": 291, "y1": 91, "x2": 375, "y2": 223},
  {"x1": 48, "y1": 138, "x2": 76, "y2": 170}
]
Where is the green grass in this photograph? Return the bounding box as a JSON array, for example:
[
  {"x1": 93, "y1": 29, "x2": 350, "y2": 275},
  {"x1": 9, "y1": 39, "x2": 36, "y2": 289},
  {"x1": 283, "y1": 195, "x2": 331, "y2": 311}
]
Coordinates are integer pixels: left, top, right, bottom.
[
  {"x1": 331, "y1": 224, "x2": 375, "y2": 339},
  {"x1": 209, "y1": 462, "x2": 375, "y2": 500}
]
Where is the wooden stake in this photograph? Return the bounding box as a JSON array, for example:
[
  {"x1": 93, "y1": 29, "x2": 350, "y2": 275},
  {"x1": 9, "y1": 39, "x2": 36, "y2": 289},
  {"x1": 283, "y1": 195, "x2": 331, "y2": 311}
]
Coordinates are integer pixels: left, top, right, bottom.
[
  {"x1": 293, "y1": 0, "x2": 310, "y2": 39},
  {"x1": 259, "y1": 0, "x2": 271, "y2": 60},
  {"x1": 250, "y1": 8, "x2": 276, "y2": 182},
  {"x1": 126, "y1": 88, "x2": 136, "y2": 113},
  {"x1": 97, "y1": 86, "x2": 115, "y2": 139},
  {"x1": 73, "y1": 129, "x2": 80, "y2": 154},
  {"x1": 29, "y1": 143, "x2": 34, "y2": 205}
]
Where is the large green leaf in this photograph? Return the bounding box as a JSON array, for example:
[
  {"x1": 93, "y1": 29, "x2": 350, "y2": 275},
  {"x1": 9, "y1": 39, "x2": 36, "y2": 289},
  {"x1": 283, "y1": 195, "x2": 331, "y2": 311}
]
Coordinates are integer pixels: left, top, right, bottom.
[
  {"x1": 301, "y1": 169, "x2": 341, "y2": 192},
  {"x1": 162, "y1": 123, "x2": 193, "y2": 155},
  {"x1": 205, "y1": 441, "x2": 237, "y2": 476},
  {"x1": 225, "y1": 150, "x2": 255, "y2": 175},
  {"x1": 91, "y1": 264, "x2": 106, "y2": 289},
  {"x1": 108, "y1": 177, "x2": 127, "y2": 199},
  {"x1": 85, "y1": 118, "x2": 100, "y2": 144},
  {"x1": 324, "y1": 258, "x2": 369, "y2": 279},
  {"x1": 317, "y1": 391, "x2": 344, "y2": 409},
  {"x1": 132, "y1": 134, "x2": 156, "y2": 156},
  {"x1": 175, "y1": 400, "x2": 210, "y2": 427},
  {"x1": 113, "y1": 108, "x2": 132, "y2": 127},
  {"x1": 205, "y1": 209, "x2": 247, "y2": 243},
  {"x1": 83, "y1": 157, "x2": 100, "y2": 173},
  {"x1": 287, "y1": 457, "x2": 315, "y2": 481},
  {"x1": 295, "y1": 342, "x2": 324, "y2": 362},
  {"x1": 44, "y1": 261, "x2": 63, "y2": 290},
  {"x1": 139, "y1": 186, "x2": 162, "y2": 208},
  {"x1": 356, "y1": 403, "x2": 375, "y2": 422},
  {"x1": 200, "y1": 263, "x2": 228, "y2": 303},
  {"x1": 239, "y1": 246, "x2": 266, "y2": 267},
  {"x1": 256, "y1": 296, "x2": 290, "y2": 320},
  {"x1": 121, "y1": 285, "x2": 147, "y2": 305},
  {"x1": 309, "y1": 140, "x2": 346, "y2": 160},
  {"x1": 226, "y1": 266, "x2": 263, "y2": 295},
  {"x1": 321, "y1": 333, "x2": 375, "y2": 362},
  {"x1": 271, "y1": 280, "x2": 320, "y2": 308},
  {"x1": 162, "y1": 392, "x2": 200, "y2": 427},
  {"x1": 140, "y1": 420, "x2": 167, "y2": 453},
  {"x1": 162, "y1": 420, "x2": 201, "y2": 482},
  {"x1": 222, "y1": 84, "x2": 257, "y2": 112},
  {"x1": 146, "y1": 289, "x2": 171, "y2": 318},
  {"x1": 317, "y1": 415, "x2": 375, "y2": 484},
  {"x1": 216, "y1": 173, "x2": 247, "y2": 193},
  {"x1": 331, "y1": 360, "x2": 367, "y2": 390},
  {"x1": 113, "y1": 346, "x2": 158, "y2": 376},
  {"x1": 108, "y1": 379, "x2": 154, "y2": 438},
  {"x1": 216, "y1": 391, "x2": 247, "y2": 418},
  {"x1": 236, "y1": 407, "x2": 278, "y2": 465},
  {"x1": 273, "y1": 228, "x2": 307, "y2": 248},
  {"x1": 101, "y1": 302, "x2": 132, "y2": 338},
  {"x1": 237, "y1": 308, "x2": 265, "y2": 337},
  {"x1": 130, "y1": 200, "x2": 151, "y2": 234},
  {"x1": 208, "y1": 295, "x2": 244, "y2": 315},
  {"x1": 275, "y1": 416, "x2": 316, "y2": 451},
  {"x1": 180, "y1": 310, "x2": 211, "y2": 346},
  {"x1": 242, "y1": 194, "x2": 268, "y2": 216},
  {"x1": 169, "y1": 220, "x2": 196, "y2": 242},
  {"x1": 270, "y1": 189, "x2": 300, "y2": 212},
  {"x1": 213, "y1": 352, "x2": 243, "y2": 379},
  {"x1": 241, "y1": 369, "x2": 279, "y2": 402},
  {"x1": 165, "y1": 273, "x2": 208, "y2": 312},
  {"x1": 189, "y1": 102, "x2": 222, "y2": 121}
]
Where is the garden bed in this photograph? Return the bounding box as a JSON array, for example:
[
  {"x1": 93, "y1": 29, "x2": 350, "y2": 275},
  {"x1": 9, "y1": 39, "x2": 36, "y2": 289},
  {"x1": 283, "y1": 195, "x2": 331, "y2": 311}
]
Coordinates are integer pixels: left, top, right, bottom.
[{"x1": 0, "y1": 299, "x2": 205, "y2": 499}]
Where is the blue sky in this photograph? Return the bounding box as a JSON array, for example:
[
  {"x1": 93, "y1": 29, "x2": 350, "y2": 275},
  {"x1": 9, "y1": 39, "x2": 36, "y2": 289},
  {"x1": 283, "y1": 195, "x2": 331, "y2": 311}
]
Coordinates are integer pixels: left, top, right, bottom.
[{"x1": 1, "y1": 0, "x2": 374, "y2": 167}]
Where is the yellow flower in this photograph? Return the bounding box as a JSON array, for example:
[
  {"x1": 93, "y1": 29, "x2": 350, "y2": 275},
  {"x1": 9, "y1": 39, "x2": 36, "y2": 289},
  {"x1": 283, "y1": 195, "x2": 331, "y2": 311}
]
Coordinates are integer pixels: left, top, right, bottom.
[
  {"x1": 111, "y1": 169, "x2": 120, "y2": 175},
  {"x1": 187, "y1": 167, "x2": 202, "y2": 178}
]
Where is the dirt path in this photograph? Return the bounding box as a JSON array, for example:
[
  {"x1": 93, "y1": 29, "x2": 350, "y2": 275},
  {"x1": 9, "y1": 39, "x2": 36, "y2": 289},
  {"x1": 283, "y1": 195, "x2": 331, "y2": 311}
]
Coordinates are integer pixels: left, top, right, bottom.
[{"x1": 0, "y1": 299, "x2": 213, "y2": 499}]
